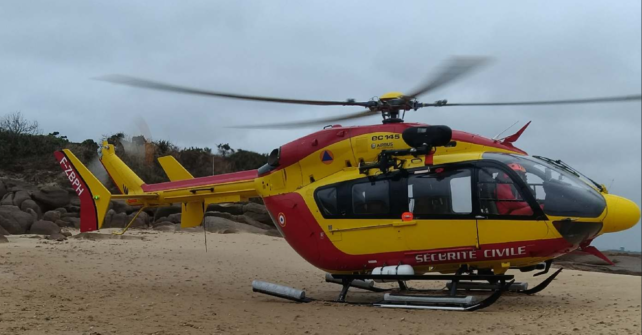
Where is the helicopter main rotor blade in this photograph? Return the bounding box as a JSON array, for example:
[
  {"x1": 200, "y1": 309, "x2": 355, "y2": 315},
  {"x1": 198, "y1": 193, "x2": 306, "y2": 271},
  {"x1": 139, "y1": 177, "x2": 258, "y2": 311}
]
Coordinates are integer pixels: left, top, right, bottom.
[
  {"x1": 419, "y1": 95, "x2": 642, "y2": 107},
  {"x1": 230, "y1": 110, "x2": 379, "y2": 129},
  {"x1": 404, "y1": 57, "x2": 490, "y2": 99},
  {"x1": 97, "y1": 75, "x2": 374, "y2": 107}
]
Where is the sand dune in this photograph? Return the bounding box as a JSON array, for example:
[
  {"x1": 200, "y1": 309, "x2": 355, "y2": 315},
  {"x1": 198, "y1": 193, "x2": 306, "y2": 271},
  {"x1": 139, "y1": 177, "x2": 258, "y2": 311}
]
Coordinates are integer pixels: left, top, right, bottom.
[{"x1": 1, "y1": 230, "x2": 640, "y2": 335}]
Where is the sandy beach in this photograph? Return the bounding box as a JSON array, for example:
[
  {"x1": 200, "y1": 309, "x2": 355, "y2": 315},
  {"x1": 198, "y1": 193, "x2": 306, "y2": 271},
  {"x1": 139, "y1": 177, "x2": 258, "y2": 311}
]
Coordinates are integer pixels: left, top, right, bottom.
[{"x1": 1, "y1": 230, "x2": 640, "y2": 335}]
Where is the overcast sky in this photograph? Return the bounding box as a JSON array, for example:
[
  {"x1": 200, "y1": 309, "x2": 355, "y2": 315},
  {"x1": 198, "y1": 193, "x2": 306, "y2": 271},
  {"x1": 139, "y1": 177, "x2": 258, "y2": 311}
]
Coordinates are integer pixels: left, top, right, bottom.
[{"x1": 2, "y1": 1, "x2": 640, "y2": 250}]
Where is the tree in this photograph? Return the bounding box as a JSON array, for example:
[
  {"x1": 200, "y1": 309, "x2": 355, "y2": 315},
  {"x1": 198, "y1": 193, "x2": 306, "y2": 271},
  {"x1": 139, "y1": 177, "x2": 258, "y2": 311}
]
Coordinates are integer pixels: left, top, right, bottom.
[{"x1": 0, "y1": 112, "x2": 40, "y2": 135}]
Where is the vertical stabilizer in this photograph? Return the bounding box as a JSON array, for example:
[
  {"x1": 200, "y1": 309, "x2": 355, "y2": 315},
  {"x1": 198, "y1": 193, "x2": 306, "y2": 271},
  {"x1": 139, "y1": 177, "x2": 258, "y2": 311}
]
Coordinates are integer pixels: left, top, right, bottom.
[
  {"x1": 55, "y1": 150, "x2": 112, "y2": 232},
  {"x1": 99, "y1": 141, "x2": 145, "y2": 195}
]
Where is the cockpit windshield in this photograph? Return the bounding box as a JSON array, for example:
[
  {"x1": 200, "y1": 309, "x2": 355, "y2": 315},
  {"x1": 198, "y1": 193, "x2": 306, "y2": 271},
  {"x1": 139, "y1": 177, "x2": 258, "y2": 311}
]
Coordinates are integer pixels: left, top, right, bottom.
[{"x1": 483, "y1": 153, "x2": 606, "y2": 218}]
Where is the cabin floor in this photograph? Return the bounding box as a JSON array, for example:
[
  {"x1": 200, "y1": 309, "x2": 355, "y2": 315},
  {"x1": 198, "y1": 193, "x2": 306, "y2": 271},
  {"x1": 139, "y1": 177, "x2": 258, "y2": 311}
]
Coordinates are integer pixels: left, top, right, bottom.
[{"x1": 1, "y1": 229, "x2": 640, "y2": 335}]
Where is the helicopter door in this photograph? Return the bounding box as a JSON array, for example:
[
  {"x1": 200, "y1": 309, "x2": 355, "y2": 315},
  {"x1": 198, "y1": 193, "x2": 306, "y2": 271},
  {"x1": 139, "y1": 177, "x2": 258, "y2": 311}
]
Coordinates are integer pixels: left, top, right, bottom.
[
  {"x1": 475, "y1": 165, "x2": 548, "y2": 259},
  {"x1": 404, "y1": 167, "x2": 479, "y2": 251}
]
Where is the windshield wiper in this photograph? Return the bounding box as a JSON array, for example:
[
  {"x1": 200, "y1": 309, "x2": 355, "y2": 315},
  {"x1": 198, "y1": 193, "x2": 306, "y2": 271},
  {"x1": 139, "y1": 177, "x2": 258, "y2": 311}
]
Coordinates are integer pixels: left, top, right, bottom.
[{"x1": 533, "y1": 156, "x2": 604, "y2": 192}]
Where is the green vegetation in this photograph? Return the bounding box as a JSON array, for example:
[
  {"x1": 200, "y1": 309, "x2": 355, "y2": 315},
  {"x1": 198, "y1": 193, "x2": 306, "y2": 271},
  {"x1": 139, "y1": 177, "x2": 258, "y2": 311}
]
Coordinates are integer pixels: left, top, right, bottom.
[{"x1": 0, "y1": 112, "x2": 268, "y2": 188}]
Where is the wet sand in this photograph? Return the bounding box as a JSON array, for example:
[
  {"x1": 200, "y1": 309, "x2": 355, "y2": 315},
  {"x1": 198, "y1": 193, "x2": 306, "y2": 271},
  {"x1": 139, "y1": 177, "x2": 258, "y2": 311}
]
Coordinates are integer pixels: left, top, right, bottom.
[{"x1": 1, "y1": 230, "x2": 640, "y2": 335}]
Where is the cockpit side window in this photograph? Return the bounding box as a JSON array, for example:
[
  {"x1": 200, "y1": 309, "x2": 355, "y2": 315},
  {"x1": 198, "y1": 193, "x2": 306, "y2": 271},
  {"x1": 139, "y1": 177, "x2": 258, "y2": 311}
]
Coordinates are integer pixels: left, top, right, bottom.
[
  {"x1": 482, "y1": 153, "x2": 606, "y2": 218},
  {"x1": 477, "y1": 167, "x2": 535, "y2": 216}
]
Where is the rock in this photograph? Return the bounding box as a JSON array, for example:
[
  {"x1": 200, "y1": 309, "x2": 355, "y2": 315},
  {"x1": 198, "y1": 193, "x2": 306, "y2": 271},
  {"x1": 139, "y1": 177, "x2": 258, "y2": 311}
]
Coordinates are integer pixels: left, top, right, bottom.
[
  {"x1": 0, "y1": 180, "x2": 7, "y2": 199},
  {"x1": 206, "y1": 203, "x2": 245, "y2": 215},
  {"x1": 54, "y1": 207, "x2": 67, "y2": 215},
  {"x1": 243, "y1": 210, "x2": 273, "y2": 225},
  {"x1": 167, "y1": 213, "x2": 182, "y2": 224},
  {"x1": 0, "y1": 235, "x2": 8, "y2": 243},
  {"x1": 25, "y1": 208, "x2": 38, "y2": 223},
  {"x1": 103, "y1": 212, "x2": 128, "y2": 228},
  {"x1": 61, "y1": 212, "x2": 80, "y2": 219},
  {"x1": 55, "y1": 219, "x2": 70, "y2": 228},
  {"x1": 46, "y1": 233, "x2": 67, "y2": 241},
  {"x1": 0, "y1": 193, "x2": 14, "y2": 206},
  {"x1": 32, "y1": 186, "x2": 70, "y2": 210},
  {"x1": 154, "y1": 225, "x2": 176, "y2": 232},
  {"x1": 127, "y1": 211, "x2": 148, "y2": 228},
  {"x1": 61, "y1": 230, "x2": 72, "y2": 237},
  {"x1": 61, "y1": 217, "x2": 80, "y2": 228},
  {"x1": 0, "y1": 225, "x2": 9, "y2": 236},
  {"x1": 153, "y1": 205, "x2": 181, "y2": 222},
  {"x1": 202, "y1": 216, "x2": 269, "y2": 235},
  {"x1": 236, "y1": 214, "x2": 275, "y2": 230},
  {"x1": 204, "y1": 211, "x2": 236, "y2": 221},
  {"x1": 111, "y1": 201, "x2": 135, "y2": 214},
  {"x1": 12, "y1": 190, "x2": 32, "y2": 208},
  {"x1": 20, "y1": 199, "x2": 42, "y2": 219},
  {"x1": 0, "y1": 205, "x2": 35, "y2": 234},
  {"x1": 30, "y1": 220, "x2": 61, "y2": 235},
  {"x1": 65, "y1": 205, "x2": 80, "y2": 213},
  {"x1": 243, "y1": 202, "x2": 268, "y2": 214},
  {"x1": 43, "y1": 210, "x2": 62, "y2": 222},
  {"x1": 69, "y1": 195, "x2": 81, "y2": 207},
  {"x1": 152, "y1": 220, "x2": 174, "y2": 228}
]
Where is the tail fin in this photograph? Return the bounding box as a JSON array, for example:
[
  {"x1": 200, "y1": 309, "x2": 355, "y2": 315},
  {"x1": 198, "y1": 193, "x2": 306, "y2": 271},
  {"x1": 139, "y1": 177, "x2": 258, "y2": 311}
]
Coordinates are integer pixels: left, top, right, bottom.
[
  {"x1": 158, "y1": 156, "x2": 194, "y2": 181},
  {"x1": 99, "y1": 141, "x2": 145, "y2": 195},
  {"x1": 55, "y1": 150, "x2": 111, "y2": 232}
]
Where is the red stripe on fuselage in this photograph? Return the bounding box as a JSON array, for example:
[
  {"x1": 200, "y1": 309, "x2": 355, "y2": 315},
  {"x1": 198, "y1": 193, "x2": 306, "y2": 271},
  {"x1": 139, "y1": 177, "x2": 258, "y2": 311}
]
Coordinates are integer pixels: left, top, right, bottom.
[
  {"x1": 263, "y1": 192, "x2": 571, "y2": 272},
  {"x1": 140, "y1": 170, "x2": 257, "y2": 192}
]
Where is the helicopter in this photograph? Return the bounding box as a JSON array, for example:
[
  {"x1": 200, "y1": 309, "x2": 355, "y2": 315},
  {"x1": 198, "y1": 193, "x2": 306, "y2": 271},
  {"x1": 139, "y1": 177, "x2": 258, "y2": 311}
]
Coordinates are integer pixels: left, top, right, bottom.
[{"x1": 55, "y1": 58, "x2": 641, "y2": 311}]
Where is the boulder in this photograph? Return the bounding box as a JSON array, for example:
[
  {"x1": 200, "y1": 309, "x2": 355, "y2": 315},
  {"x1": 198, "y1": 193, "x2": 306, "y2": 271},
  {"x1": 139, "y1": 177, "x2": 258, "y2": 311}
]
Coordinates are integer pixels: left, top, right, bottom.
[
  {"x1": 46, "y1": 233, "x2": 67, "y2": 241},
  {"x1": 152, "y1": 220, "x2": 174, "y2": 228},
  {"x1": 61, "y1": 230, "x2": 72, "y2": 237},
  {"x1": 154, "y1": 224, "x2": 176, "y2": 232},
  {"x1": 153, "y1": 205, "x2": 181, "y2": 222},
  {"x1": 0, "y1": 193, "x2": 14, "y2": 206},
  {"x1": 0, "y1": 180, "x2": 7, "y2": 199},
  {"x1": 30, "y1": 220, "x2": 61, "y2": 235},
  {"x1": 0, "y1": 235, "x2": 8, "y2": 243},
  {"x1": 61, "y1": 212, "x2": 80, "y2": 219},
  {"x1": 111, "y1": 201, "x2": 135, "y2": 214},
  {"x1": 54, "y1": 207, "x2": 67, "y2": 215},
  {"x1": 20, "y1": 199, "x2": 42, "y2": 219},
  {"x1": 103, "y1": 212, "x2": 128, "y2": 228},
  {"x1": 69, "y1": 195, "x2": 81, "y2": 207},
  {"x1": 0, "y1": 225, "x2": 9, "y2": 236},
  {"x1": 25, "y1": 208, "x2": 38, "y2": 223},
  {"x1": 167, "y1": 213, "x2": 182, "y2": 224},
  {"x1": 236, "y1": 214, "x2": 275, "y2": 231},
  {"x1": 204, "y1": 211, "x2": 236, "y2": 221},
  {"x1": 12, "y1": 190, "x2": 32, "y2": 208},
  {"x1": 127, "y1": 211, "x2": 149, "y2": 228},
  {"x1": 61, "y1": 217, "x2": 80, "y2": 229},
  {"x1": 32, "y1": 186, "x2": 70, "y2": 210},
  {"x1": 243, "y1": 210, "x2": 272, "y2": 225},
  {"x1": 0, "y1": 205, "x2": 35, "y2": 234},
  {"x1": 43, "y1": 210, "x2": 62, "y2": 222},
  {"x1": 202, "y1": 216, "x2": 269, "y2": 235},
  {"x1": 206, "y1": 203, "x2": 244, "y2": 215},
  {"x1": 55, "y1": 219, "x2": 69, "y2": 228}
]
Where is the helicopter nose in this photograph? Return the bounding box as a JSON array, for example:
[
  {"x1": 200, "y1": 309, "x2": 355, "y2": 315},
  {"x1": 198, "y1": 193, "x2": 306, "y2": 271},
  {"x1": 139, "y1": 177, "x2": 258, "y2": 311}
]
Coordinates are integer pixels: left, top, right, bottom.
[{"x1": 601, "y1": 194, "x2": 641, "y2": 234}]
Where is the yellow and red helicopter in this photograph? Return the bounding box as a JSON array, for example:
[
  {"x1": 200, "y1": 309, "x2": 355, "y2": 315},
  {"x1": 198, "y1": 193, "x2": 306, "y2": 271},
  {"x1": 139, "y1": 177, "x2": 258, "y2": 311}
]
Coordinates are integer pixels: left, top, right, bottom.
[{"x1": 56, "y1": 58, "x2": 641, "y2": 310}]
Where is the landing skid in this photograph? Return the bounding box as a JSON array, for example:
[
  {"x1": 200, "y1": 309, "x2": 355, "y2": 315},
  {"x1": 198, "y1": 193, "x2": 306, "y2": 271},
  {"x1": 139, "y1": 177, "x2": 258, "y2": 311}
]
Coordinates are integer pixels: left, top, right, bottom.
[{"x1": 252, "y1": 272, "x2": 516, "y2": 311}]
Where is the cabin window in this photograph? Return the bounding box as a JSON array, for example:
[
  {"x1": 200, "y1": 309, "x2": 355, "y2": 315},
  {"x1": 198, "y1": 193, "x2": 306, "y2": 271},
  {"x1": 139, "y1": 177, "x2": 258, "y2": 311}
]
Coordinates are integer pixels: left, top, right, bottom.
[
  {"x1": 352, "y1": 180, "x2": 390, "y2": 215},
  {"x1": 477, "y1": 167, "x2": 533, "y2": 216},
  {"x1": 316, "y1": 187, "x2": 338, "y2": 216},
  {"x1": 408, "y1": 169, "x2": 472, "y2": 216}
]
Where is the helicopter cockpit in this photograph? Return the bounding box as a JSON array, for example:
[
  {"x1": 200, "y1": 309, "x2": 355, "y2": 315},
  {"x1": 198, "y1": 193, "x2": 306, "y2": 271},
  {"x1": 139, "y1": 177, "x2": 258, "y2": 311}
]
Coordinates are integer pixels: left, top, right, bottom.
[{"x1": 481, "y1": 153, "x2": 607, "y2": 218}]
